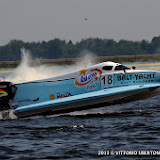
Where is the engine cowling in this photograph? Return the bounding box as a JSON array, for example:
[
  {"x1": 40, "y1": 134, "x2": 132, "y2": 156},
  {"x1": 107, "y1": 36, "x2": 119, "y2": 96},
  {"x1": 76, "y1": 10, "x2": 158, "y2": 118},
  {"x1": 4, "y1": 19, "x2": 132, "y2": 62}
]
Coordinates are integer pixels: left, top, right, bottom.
[{"x1": 0, "y1": 82, "x2": 17, "y2": 111}]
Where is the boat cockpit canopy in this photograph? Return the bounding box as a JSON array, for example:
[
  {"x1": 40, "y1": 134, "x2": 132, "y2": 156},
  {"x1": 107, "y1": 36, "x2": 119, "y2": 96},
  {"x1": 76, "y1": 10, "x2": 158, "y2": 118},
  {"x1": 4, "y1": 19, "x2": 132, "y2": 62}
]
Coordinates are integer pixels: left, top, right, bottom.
[
  {"x1": 114, "y1": 65, "x2": 130, "y2": 71},
  {"x1": 102, "y1": 66, "x2": 113, "y2": 71},
  {"x1": 102, "y1": 64, "x2": 130, "y2": 72}
]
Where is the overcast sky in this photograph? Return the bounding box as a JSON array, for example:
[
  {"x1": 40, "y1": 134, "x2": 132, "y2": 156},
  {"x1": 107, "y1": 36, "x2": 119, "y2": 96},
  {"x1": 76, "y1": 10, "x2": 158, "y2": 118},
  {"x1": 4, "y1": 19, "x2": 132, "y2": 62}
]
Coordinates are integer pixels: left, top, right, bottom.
[{"x1": 0, "y1": 0, "x2": 160, "y2": 45}]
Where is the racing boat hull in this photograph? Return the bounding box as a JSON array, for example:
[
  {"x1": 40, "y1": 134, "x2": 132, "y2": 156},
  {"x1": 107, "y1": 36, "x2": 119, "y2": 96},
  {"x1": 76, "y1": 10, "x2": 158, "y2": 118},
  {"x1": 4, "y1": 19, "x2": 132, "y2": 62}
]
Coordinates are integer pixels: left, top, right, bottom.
[
  {"x1": 15, "y1": 85, "x2": 160, "y2": 117},
  {"x1": 1, "y1": 61, "x2": 160, "y2": 117}
]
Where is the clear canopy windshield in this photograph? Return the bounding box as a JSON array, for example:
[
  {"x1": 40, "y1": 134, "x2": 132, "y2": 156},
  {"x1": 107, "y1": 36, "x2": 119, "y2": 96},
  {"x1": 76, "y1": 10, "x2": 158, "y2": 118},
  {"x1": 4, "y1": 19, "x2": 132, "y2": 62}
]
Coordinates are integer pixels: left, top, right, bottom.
[
  {"x1": 115, "y1": 65, "x2": 130, "y2": 71},
  {"x1": 102, "y1": 66, "x2": 113, "y2": 71}
]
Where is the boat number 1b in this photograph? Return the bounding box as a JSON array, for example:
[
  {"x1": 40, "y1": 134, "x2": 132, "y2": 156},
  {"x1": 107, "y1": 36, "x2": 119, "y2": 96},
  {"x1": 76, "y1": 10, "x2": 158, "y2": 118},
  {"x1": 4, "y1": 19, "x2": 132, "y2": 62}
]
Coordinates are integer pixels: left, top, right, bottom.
[{"x1": 101, "y1": 75, "x2": 114, "y2": 89}]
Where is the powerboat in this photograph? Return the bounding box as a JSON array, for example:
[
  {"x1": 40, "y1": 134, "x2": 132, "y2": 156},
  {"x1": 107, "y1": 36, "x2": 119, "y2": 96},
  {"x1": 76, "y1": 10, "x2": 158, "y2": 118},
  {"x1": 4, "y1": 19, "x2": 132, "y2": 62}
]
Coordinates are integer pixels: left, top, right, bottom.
[{"x1": 1, "y1": 61, "x2": 160, "y2": 117}]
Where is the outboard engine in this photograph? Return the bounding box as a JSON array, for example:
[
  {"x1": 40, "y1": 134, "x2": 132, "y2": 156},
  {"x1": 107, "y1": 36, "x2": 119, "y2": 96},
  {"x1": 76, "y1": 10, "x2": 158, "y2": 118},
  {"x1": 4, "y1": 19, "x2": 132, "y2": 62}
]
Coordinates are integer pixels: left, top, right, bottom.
[{"x1": 0, "y1": 82, "x2": 17, "y2": 111}]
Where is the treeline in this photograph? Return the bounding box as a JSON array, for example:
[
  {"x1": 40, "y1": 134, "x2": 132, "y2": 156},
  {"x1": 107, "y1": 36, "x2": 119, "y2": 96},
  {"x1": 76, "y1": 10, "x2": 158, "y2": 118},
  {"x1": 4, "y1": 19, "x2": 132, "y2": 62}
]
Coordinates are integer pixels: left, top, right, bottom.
[{"x1": 1, "y1": 36, "x2": 160, "y2": 61}]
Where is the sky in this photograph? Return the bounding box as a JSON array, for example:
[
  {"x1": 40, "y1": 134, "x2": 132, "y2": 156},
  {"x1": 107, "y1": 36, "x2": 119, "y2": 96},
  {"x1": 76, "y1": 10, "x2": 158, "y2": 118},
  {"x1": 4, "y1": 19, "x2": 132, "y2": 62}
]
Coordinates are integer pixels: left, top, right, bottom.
[{"x1": 0, "y1": 0, "x2": 160, "y2": 45}]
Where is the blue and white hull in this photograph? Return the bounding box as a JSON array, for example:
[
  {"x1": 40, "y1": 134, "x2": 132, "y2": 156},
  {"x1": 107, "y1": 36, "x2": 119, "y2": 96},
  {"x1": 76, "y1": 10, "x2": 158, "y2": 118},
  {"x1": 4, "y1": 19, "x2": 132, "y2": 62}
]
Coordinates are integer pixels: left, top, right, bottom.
[{"x1": 4, "y1": 61, "x2": 160, "y2": 117}]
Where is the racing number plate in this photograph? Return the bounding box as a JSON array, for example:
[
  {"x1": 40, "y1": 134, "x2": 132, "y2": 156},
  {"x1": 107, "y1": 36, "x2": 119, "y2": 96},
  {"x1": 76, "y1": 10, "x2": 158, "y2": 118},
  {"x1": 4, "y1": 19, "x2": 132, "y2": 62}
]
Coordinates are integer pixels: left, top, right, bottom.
[{"x1": 101, "y1": 74, "x2": 114, "y2": 89}]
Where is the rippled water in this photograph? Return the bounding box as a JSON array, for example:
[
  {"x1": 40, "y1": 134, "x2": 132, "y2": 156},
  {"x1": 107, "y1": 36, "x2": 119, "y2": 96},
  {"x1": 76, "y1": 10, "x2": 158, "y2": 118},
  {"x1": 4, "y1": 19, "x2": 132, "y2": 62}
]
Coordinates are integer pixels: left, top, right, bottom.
[
  {"x1": 1, "y1": 96, "x2": 160, "y2": 159},
  {"x1": 1, "y1": 60, "x2": 160, "y2": 159}
]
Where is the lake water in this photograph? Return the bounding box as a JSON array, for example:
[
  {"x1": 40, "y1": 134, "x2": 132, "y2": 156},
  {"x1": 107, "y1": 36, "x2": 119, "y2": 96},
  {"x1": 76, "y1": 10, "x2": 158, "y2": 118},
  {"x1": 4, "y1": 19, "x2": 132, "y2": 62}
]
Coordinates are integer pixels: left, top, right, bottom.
[
  {"x1": 1, "y1": 99, "x2": 160, "y2": 159},
  {"x1": 1, "y1": 62, "x2": 160, "y2": 159}
]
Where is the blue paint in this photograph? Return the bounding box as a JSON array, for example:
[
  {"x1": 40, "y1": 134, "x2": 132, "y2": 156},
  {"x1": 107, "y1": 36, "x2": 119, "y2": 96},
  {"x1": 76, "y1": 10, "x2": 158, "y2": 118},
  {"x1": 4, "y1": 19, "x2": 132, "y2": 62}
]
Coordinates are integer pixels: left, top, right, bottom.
[
  {"x1": 9, "y1": 70, "x2": 160, "y2": 115},
  {"x1": 14, "y1": 82, "x2": 160, "y2": 113}
]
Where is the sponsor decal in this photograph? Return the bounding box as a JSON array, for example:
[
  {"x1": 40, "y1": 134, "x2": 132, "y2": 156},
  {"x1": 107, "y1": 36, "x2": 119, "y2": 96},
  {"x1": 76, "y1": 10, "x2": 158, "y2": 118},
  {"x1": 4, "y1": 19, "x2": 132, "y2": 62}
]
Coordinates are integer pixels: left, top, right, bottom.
[
  {"x1": 12, "y1": 103, "x2": 18, "y2": 109},
  {"x1": 86, "y1": 84, "x2": 97, "y2": 91},
  {"x1": 75, "y1": 68, "x2": 102, "y2": 87},
  {"x1": 18, "y1": 97, "x2": 39, "y2": 103},
  {"x1": 50, "y1": 94, "x2": 54, "y2": 100},
  {"x1": 0, "y1": 89, "x2": 7, "y2": 95},
  {"x1": 19, "y1": 99, "x2": 30, "y2": 102},
  {"x1": 57, "y1": 92, "x2": 72, "y2": 98},
  {"x1": 117, "y1": 73, "x2": 155, "y2": 81},
  {"x1": 117, "y1": 73, "x2": 155, "y2": 85}
]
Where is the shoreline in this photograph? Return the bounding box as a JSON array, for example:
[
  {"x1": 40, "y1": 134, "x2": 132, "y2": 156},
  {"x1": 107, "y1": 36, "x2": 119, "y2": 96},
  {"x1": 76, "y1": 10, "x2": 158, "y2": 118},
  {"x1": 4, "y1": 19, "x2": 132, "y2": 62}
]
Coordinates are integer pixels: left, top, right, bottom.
[{"x1": 0, "y1": 54, "x2": 160, "y2": 68}]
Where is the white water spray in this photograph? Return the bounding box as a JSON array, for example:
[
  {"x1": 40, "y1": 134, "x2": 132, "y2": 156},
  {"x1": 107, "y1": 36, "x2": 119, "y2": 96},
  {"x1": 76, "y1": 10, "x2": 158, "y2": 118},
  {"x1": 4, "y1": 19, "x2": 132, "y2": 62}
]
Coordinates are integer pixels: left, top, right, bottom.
[
  {"x1": 6, "y1": 49, "x2": 97, "y2": 83},
  {"x1": 6, "y1": 49, "x2": 62, "y2": 83},
  {"x1": 75, "y1": 50, "x2": 97, "y2": 68}
]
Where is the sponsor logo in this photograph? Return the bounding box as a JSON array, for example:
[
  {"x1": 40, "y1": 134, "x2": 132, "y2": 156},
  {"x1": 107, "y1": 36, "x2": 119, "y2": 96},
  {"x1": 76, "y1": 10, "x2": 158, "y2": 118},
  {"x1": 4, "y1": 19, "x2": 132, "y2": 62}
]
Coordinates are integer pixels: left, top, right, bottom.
[
  {"x1": 19, "y1": 99, "x2": 30, "y2": 102},
  {"x1": 50, "y1": 94, "x2": 54, "y2": 100},
  {"x1": 0, "y1": 89, "x2": 7, "y2": 95},
  {"x1": 117, "y1": 73, "x2": 155, "y2": 81},
  {"x1": 75, "y1": 68, "x2": 102, "y2": 87},
  {"x1": 18, "y1": 97, "x2": 39, "y2": 103},
  {"x1": 86, "y1": 84, "x2": 97, "y2": 91},
  {"x1": 57, "y1": 92, "x2": 72, "y2": 98},
  {"x1": 12, "y1": 103, "x2": 18, "y2": 109},
  {"x1": 117, "y1": 73, "x2": 155, "y2": 85}
]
